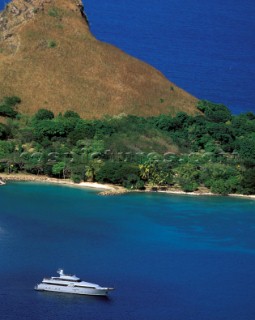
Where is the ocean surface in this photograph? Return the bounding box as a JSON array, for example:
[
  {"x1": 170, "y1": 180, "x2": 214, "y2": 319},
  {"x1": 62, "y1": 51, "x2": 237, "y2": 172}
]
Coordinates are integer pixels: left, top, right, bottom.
[
  {"x1": 85, "y1": 0, "x2": 255, "y2": 114},
  {"x1": 0, "y1": 182, "x2": 255, "y2": 320},
  {"x1": 0, "y1": 2, "x2": 254, "y2": 319},
  {"x1": 0, "y1": 0, "x2": 255, "y2": 114}
]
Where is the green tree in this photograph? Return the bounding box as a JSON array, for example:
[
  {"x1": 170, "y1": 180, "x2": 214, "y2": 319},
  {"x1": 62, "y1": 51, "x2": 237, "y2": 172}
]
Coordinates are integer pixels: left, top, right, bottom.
[
  {"x1": 123, "y1": 173, "x2": 145, "y2": 190},
  {"x1": 52, "y1": 161, "x2": 66, "y2": 178},
  {"x1": 200, "y1": 162, "x2": 242, "y2": 194},
  {"x1": 174, "y1": 162, "x2": 200, "y2": 192},
  {"x1": 0, "y1": 96, "x2": 20, "y2": 118},
  {"x1": 23, "y1": 154, "x2": 45, "y2": 175},
  {"x1": 0, "y1": 123, "x2": 10, "y2": 140},
  {"x1": 197, "y1": 100, "x2": 231, "y2": 123},
  {"x1": 34, "y1": 109, "x2": 54, "y2": 121},
  {"x1": 236, "y1": 135, "x2": 255, "y2": 166},
  {"x1": 96, "y1": 161, "x2": 139, "y2": 185},
  {"x1": 34, "y1": 120, "x2": 73, "y2": 140},
  {"x1": 68, "y1": 120, "x2": 96, "y2": 143},
  {"x1": 0, "y1": 140, "x2": 15, "y2": 159},
  {"x1": 63, "y1": 110, "x2": 80, "y2": 119},
  {"x1": 231, "y1": 114, "x2": 255, "y2": 136},
  {"x1": 241, "y1": 168, "x2": 255, "y2": 194}
]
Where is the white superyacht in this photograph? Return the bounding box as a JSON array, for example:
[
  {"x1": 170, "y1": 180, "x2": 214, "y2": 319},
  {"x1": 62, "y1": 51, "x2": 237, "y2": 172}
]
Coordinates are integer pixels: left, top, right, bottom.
[{"x1": 35, "y1": 269, "x2": 114, "y2": 296}]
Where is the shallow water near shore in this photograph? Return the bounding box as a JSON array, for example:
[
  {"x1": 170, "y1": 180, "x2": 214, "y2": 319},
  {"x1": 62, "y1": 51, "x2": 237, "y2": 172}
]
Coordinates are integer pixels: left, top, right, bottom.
[{"x1": 0, "y1": 182, "x2": 255, "y2": 319}]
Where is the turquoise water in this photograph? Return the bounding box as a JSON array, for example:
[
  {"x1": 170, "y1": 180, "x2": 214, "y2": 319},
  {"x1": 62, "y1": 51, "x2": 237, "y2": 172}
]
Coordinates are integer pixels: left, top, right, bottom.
[{"x1": 0, "y1": 182, "x2": 255, "y2": 319}]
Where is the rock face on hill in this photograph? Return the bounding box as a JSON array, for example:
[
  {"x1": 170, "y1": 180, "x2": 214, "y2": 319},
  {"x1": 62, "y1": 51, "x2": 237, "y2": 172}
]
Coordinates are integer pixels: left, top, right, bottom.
[{"x1": 0, "y1": 0, "x2": 198, "y2": 118}]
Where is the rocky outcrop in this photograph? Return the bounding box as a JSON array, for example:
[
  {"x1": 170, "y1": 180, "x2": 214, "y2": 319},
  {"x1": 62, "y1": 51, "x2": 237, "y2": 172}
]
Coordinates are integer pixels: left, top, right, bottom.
[
  {"x1": 1, "y1": 1, "x2": 47, "y2": 37},
  {"x1": 0, "y1": 0, "x2": 87, "y2": 39},
  {"x1": 0, "y1": 0, "x2": 89, "y2": 55},
  {"x1": 0, "y1": 178, "x2": 6, "y2": 185}
]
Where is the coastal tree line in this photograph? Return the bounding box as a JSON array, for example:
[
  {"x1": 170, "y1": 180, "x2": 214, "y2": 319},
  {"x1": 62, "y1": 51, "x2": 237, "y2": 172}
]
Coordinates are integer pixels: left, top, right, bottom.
[{"x1": 0, "y1": 96, "x2": 255, "y2": 195}]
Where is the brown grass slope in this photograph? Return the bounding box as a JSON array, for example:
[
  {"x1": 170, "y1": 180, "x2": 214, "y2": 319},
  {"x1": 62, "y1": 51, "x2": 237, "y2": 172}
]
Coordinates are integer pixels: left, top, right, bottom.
[{"x1": 0, "y1": 0, "x2": 198, "y2": 118}]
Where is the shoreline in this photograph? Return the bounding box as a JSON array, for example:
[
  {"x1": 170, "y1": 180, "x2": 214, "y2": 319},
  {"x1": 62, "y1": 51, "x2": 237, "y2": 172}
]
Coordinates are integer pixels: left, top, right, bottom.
[
  {"x1": 0, "y1": 173, "x2": 123, "y2": 194},
  {"x1": 0, "y1": 173, "x2": 254, "y2": 199}
]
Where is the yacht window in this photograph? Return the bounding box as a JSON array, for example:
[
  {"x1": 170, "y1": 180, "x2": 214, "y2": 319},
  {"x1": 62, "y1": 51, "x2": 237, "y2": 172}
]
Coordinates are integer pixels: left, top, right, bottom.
[
  {"x1": 52, "y1": 278, "x2": 80, "y2": 282},
  {"x1": 75, "y1": 285, "x2": 96, "y2": 289},
  {"x1": 44, "y1": 282, "x2": 67, "y2": 287}
]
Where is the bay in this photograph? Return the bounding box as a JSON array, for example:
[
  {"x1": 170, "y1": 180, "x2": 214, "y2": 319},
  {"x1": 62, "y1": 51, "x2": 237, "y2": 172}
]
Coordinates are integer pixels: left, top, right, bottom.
[
  {"x1": 0, "y1": 2, "x2": 254, "y2": 318},
  {"x1": 0, "y1": 182, "x2": 255, "y2": 320}
]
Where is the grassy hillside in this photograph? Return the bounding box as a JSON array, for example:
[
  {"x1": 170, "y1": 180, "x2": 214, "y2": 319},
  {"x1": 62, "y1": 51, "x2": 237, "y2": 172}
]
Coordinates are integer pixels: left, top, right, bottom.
[{"x1": 0, "y1": 0, "x2": 198, "y2": 118}]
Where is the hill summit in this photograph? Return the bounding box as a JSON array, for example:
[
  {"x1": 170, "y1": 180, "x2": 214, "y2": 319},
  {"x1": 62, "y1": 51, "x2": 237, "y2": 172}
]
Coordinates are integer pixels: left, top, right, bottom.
[{"x1": 0, "y1": 0, "x2": 198, "y2": 118}]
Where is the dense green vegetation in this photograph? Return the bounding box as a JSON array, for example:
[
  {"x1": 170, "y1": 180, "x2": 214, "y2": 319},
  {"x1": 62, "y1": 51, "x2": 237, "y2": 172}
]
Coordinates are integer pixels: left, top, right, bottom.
[
  {"x1": 0, "y1": 96, "x2": 20, "y2": 118},
  {"x1": 0, "y1": 97, "x2": 255, "y2": 195}
]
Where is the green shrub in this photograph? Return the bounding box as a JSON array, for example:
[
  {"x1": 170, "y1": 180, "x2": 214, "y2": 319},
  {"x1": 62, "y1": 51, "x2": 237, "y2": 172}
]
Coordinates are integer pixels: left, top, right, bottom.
[
  {"x1": 71, "y1": 174, "x2": 82, "y2": 184},
  {"x1": 0, "y1": 104, "x2": 18, "y2": 118},
  {"x1": 241, "y1": 168, "x2": 255, "y2": 194},
  {"x1": 64, "y1": 110, "x2": 80, "y2": 119},
  {"x1": 0, "y1": 140, "x2": 15, "y2": 158},
  {"x1": 123, "y1": 173, "x2": 145, "y2": 190},
  {"x1": 48, "y1": 7, "x2": 61, "y2": 18},
  {"x1": 0, "y1": 123, "x2": 10, "y2": 140},
  {"x1": 179, "y1": 179, "x2": 198, "y2": 192},
  {"x1": 68, "y1": 120, "x2": 96, "y2": 142},
  {"x1": 197, "y1": 100, "x2": 231, "y2": 123},
  {"x1": 235, "y1": 136, "x2": 255, "y2": 166},
  {"x1": 56, "y1": 24, "x2": 63, "y2": 30},
  {"x1": 48, "y1": 40, "x2": 57, "y2": 48},
  {"x1": 3, "y1": 96, "x2": 21, "y2": 106},
  {"x1": 34, "y1": 109, "x2": 54, "y2": 121},
  {"x1": 96, "y1": 161, "x2": 139, "y2": 185},
  {"x1": 0, "y1": 96, "x2": 21, "y2": 118},
  {"x1": 210, "y1": 179, "x2": 230, "y2": 195}
]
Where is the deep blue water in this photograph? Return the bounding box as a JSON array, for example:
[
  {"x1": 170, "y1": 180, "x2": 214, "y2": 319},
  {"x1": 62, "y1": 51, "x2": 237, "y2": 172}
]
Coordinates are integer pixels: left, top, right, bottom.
[
  {"x1": 85, "y1": 0, "x2": 255, "y2": 114},
  {"x1": 0, "y1": 0, "x2": 255, "y2": 114},
  {"x1": 0, "y1": 182, "x2": 255, "y2": 320},
  {"x1": 0, "y1": 2, "x2": 254, "y2": 318}
]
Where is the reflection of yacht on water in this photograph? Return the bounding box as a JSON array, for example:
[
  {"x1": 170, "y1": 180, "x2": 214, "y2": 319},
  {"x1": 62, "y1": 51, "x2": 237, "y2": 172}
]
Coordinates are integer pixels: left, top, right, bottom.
[
  {"x1": 34, "y1": 269, "x2": 114, "y2": 296},
  {"x1": 0, "y1": 178, "x2": 6, "y2": 186}
]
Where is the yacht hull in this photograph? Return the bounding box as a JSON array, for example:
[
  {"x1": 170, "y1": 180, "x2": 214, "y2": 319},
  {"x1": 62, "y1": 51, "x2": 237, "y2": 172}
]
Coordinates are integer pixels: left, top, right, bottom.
[{"x1": 35, "y1": 284, "x2": 111, "y2": 296}]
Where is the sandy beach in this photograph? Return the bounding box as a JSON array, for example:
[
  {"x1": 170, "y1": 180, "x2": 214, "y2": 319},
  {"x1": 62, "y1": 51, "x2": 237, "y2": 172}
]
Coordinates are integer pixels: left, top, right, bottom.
[
  {"x1": 0, "y1": 173, "x2": 254, "y2": 199},
  {"x1": 0, "y1": 173, "x2": 124, "y2": 194}
]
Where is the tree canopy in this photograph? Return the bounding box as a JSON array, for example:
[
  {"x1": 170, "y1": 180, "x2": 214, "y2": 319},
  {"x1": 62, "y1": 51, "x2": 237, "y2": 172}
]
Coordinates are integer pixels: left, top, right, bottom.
[{"x1": 0, "y1": 97, "x2": 254, "y2": 195}]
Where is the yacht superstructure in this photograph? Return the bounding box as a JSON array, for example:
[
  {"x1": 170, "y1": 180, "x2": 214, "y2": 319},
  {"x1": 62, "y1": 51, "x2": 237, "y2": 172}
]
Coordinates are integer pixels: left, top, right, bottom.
[{"x1": 35, "y1": 269, "x2": 114, "y2": 296}]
